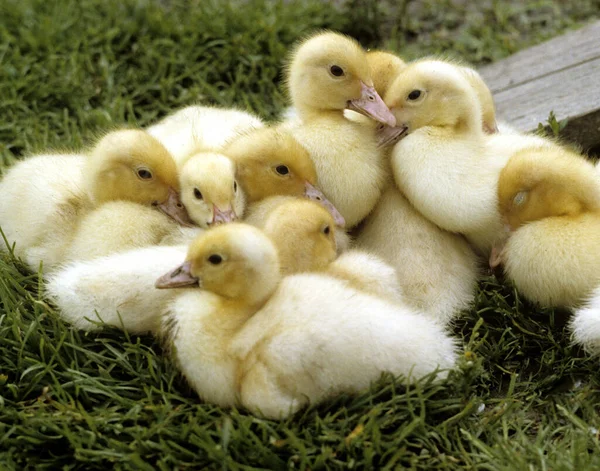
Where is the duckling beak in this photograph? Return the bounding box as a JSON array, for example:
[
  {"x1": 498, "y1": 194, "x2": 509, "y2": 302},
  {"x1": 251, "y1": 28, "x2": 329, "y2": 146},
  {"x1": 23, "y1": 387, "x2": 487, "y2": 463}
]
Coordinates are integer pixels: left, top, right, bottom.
[
  {"x1": 376, "y1": 123, "x2": 408, "y2": 148},
  {"x1": 347, "y1": 82, "x2": 396, "y2": 126},
  {"x1": 155, "y1": 261, "x2": 200, "y2": 289},
  {"x1": 484, "y1": 122, "x2": 500, "y2": 134},
  {"x1": 489, "y1": 226, "x2": 512, "y2": 269},
  {"x1": 158, "y1": 187, "x2": 196, "y2": 227},
  {"x1": 212, "y1": 205, "x2": 237, "y2": 225},
  {"x1": 304, "y1": 182, "x2": 346, "y2": 228}
]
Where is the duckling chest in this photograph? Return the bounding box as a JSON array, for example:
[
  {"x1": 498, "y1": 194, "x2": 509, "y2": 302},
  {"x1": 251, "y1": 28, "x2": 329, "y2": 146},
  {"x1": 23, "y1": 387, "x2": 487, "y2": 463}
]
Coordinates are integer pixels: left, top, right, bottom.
[
  {"x1": 290, "y1": 124, "x2": 387, "y2": 226},
  {"x1": 167, "y1": 293, "x2": 248, "y2": 406},
  {"x1": 391, "y1": 133, "x2": 504, "y2": 234}
]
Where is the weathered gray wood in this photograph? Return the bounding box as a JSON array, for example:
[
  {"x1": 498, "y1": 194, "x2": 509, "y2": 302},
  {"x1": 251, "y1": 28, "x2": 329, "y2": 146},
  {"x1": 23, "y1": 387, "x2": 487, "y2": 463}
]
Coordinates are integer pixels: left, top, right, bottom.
[{"x1": 479, "y1": 21, "x2": 600, "y2": 151}]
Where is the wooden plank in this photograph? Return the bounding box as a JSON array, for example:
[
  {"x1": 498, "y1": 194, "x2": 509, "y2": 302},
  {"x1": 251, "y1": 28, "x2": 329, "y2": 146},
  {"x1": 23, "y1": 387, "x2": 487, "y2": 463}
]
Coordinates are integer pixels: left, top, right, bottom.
[
  {"x1": 479, "y1": 21, "x2": 600, "y2": 150},
  {"x1": 480, "y1": 21, "x2": 600, "y2": 93}
]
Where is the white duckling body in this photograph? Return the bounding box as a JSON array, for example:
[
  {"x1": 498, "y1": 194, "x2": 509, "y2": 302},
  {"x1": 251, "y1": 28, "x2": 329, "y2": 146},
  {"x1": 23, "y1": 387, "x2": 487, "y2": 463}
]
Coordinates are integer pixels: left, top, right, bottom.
[
  {"x1": 233, "y1": 270, "x2": 457, "y2": 419},
  {"x1": 147, "y1": 105, "x2": 264, "y2": 167},
  {"x1": 283, "y1": 32, "x2": 396, "y2": 228},
  {"x1": 572, "y1": 286, "x2": 600, "y2": 355},
  {"x1": 47, "y1": 244, "x2": 189, "y2": 333},
  {"x1": 356, "y1": 186, "x2": 479, "y2": 324},
  {"x1": 0, "y1": 153, "x2": 88, "y2": 269}
]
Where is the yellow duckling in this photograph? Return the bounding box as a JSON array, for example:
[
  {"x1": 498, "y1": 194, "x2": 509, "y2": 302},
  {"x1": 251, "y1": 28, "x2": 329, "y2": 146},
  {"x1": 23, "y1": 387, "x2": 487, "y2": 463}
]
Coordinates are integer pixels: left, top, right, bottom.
[
  {"x1": 146, "y1": 105, "x2": 264, "y2": 167},
  {"x1": 0, "y1": 129, "x2": 190, "y2": 271},
  {"x1": 491, "y1": 145, "x2": 600, "y2": 308},
  {"x1": 179, "y1": 152, "x2": 245, "y2": 227},
  {"x1": 385, "y1": 59, "x2": 550, "y2": 255},
  {"x1": 156, "y1": 224, "x2": 280, "y2": 409},
  {"x1": 222, "y1": 126, "x2": 345, "y2": 226},
  {"x1": 155, "y1": 224, "x2": 455, "y2": 418},
  {"x1": 282, "y1": 31, "x2": 395, "y2": 228}
]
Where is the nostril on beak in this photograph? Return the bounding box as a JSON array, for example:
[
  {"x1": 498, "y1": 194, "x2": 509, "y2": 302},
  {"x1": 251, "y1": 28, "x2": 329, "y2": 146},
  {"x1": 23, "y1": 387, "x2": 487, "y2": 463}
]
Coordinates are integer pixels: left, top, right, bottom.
[
  {"x1": 176, "y1": 202, "x2": 183, "y2": 209},
  {"x1": 368, "y1": 94, "x2": 375, "y2": 101}
]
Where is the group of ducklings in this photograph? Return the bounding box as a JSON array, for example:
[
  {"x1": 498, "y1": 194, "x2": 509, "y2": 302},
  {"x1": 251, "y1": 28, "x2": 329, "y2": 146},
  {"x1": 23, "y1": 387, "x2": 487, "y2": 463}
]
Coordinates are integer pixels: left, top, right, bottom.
[{"x1": 2, "y1": 31, "x2": 599, "y2": 419}]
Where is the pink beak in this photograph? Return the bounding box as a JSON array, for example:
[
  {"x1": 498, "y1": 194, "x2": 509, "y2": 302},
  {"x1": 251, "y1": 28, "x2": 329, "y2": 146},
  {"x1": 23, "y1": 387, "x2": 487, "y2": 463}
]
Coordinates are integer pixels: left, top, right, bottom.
[
  {"x1": 155, "y1": 261, "x2": 199, "y2": 289},
  {"x1": 376, "y1": 123, "x2": 408, "y2": 148},
  {"x1": 212, "y1": 205, "x2": 237, "y2": 225},
  {"x1": 157, "y1": 187, "x2": 196, "y2": 227},
  {"x1": 347, "y1": 82, "x2": 396, "y2": 127},
  {"x1": 304, "y1": 182, "x2": 346, "y2": 228}
]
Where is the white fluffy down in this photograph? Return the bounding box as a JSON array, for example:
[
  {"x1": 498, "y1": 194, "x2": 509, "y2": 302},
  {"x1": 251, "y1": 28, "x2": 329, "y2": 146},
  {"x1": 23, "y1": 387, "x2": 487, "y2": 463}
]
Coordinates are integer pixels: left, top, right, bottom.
[
  {"x1": 232, "y1": 273, "x2": 457, "y2": 419},
  {"x1": 571, "y1": 286, "x2": 600, "y2": 355},
  {"x1": 46, "y1": 245, "x2": 188, "y2": 334}
]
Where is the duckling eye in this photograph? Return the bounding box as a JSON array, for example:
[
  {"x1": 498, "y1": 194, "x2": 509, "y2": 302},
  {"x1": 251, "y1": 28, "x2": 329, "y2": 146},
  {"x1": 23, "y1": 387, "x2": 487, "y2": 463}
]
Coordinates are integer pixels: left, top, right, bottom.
[
  {"x1": 137, "y1": 168, "x2": 153, "y2": 180},
  {"x1": 275, "y1": 165, "x2": 290, "y2": 176},
  {"x1": 408, "y1": 90, "x2": 422, "y2": 101},
  {"x1": 330, "y1": 65, "x2": 344, "y2": 77},
  {"x1": 513, "y1": 191, "x2": 527, "y2": 206},
  {"x1": 194, "y1": 188, "x2": 203, "y2": 200},
  {"x1": 208, "y1": 254, "x2": 222, "y2": 265},
  {"x1": 234, "y1": 181, "x2": 238, "y2": 192},
  {"x1": 323, "y1": 225, "x2": 331, "y2": 235}
]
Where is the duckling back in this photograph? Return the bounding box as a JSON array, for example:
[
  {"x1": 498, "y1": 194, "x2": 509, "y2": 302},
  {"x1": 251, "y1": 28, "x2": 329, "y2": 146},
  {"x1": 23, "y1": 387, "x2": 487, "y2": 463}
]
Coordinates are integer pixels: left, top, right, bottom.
[
  {"x1": 233, "y1": 273, "x2": 457, "y2": 419},
  {"x1": 356, "y1": 186, "x2": 479, "y2": 324},
  {"x1": 0, "y1": 153, "x2": 90, "y2": 269},
  {"x1": 147, "y1": 105, "x2": 264, "y2": 167},
  {"x1": 502, "y1": 213, "x2": 600, "y2": 308}
]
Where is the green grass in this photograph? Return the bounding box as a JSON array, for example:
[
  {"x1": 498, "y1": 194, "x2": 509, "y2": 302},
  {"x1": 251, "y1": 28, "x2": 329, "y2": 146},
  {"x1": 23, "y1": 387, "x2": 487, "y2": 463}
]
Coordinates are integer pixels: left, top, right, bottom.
[{"x1": 2, "y1": 0, "x2": 600, "y2": 468}]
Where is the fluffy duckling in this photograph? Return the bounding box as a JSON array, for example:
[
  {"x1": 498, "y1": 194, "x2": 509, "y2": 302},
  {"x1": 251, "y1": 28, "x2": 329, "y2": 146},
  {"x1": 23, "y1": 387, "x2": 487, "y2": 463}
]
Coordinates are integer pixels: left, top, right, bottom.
[
  {"x1": 232, "y1": 257, "x2": 457, "y2": 420},
  {"x1": 154, "y1": 224, "x2": 455, "y2": 418},
  {"x1": 0, "y1": 129, "x2": 190, "y2": 271},
  {"x1": 459, "y1": 65, "x2": 498, "y2": 134},
  {"x1": 356, "y1": 186, "x2": 479, "y2": 324},
  {"x1": 156, "y1": 224, "x2": 280, "y2": 409},
  {"x1": 179, "y1": 152, "x2": 245, "y2": 227},
  {"x1": 46, "y1": 244, "x2": 189, "y2": 333},
  {"x1": 385, "y1": 60, "x2": 551, "y2": 255},
  {"x1": 147, "y1": 105, "x2": 264, "y2": 167},
  {"x1": 282, "y1": 31, "x2": 395, "y2": 227},
  {"x1": 244, "y1": 196, "x2": 350, "y2": 257},
  {"x1": 222, "y1": 127, "x2": 345, "y2": 226},
  {"x1": 491, "y1": 145, "x2": 600, "y2": 308}
]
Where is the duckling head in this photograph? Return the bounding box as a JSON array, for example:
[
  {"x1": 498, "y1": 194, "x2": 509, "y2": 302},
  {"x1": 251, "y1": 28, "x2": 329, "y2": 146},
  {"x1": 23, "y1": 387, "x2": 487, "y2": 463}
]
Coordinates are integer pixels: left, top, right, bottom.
[
  {"x1": 365, "y1": 50, "x2": 407, "y2": 97},
  {"x1": 262, "y1": 199, "x2": 337, "y2": 275},
  {"x1": 383, "y1": 60, "x2": 482, "y2": 141},
  {"x1": 87, "y1": 129, "x2": 193, "y2": 226},
  {"x1": 287, "y1": 31, "x2": 395, "y2": 126},
  {"x1": 498, "y1": 147, "x2": 600, "y2": 231},
  {"x1": 179, "y1": 153, "x2": 246, "y2": 228},
  {"x1": 224, "y1": 127, "x2": 345, "y2": 227},
  {"x1": 156, "y1": 223, "x2": 280, "y2": 306}
]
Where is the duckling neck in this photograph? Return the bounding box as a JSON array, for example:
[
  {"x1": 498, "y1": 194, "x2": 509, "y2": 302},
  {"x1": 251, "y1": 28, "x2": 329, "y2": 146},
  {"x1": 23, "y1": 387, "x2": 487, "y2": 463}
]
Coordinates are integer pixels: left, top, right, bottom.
[{"x1": 295, "y1": 104, "x2": 344, "y2": 123}]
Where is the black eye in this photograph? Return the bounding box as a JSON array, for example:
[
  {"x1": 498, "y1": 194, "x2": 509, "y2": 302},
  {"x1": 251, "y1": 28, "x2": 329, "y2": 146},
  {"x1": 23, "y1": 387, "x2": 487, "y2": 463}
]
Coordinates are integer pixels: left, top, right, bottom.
[
  {"x1": 194, "y1": 188, "x2": 203, "y2": 200},
  {"x1": 208, "y1": 254, "x2": 222, "y2": 265},
  {"x1": 234, "y1": 181, "x2": 238, "y2": 192},
  {"x1": 408, "y1": 90, "x2": 422, "y2": 101},
  {"x1": 275, "y1": 165, "x2": 289, "y2": 176},
  {"x1": 137, "y1": 168, "x2": 153, "y2": 180},
  {"x1": 323, "y1": 225, "x2": 330, "y2": 235},
  {"x1": 330, "y1": 65, "x2": 344, "y2": 77}
]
